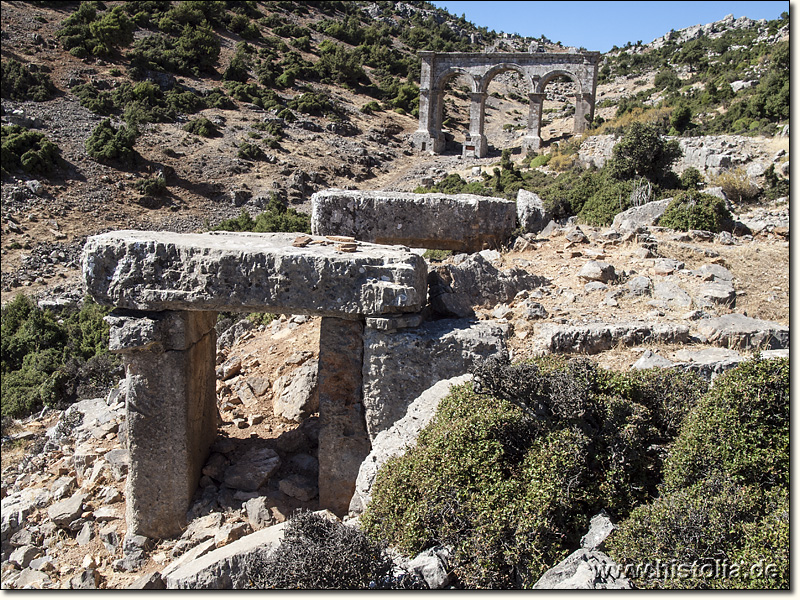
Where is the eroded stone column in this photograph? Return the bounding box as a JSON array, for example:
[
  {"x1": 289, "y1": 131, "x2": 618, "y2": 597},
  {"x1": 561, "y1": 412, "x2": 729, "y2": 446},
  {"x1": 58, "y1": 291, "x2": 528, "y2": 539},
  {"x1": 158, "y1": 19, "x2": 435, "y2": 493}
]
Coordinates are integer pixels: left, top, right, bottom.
[
  {"x1": 523, "y1": 92, "x2": 545, "y2": 153},
  {"x1": 317, "y1": 317, "x2": 370, "y2": 517},
  {"x1": 107, "y1": 310, "x2": 218, "y2": 539}
]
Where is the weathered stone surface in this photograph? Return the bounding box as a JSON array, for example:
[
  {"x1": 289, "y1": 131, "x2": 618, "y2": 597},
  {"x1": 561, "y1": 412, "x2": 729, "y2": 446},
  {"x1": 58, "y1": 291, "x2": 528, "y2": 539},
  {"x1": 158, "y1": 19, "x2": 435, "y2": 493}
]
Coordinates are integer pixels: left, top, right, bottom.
[
  {"x1": 653, "y1": 258, "x2": 684, "y2": 276},
  {"x1": 69, "y1": 569, "x2": 100, "y2": 589},
  {"x1": 631, "y1": 350, "x2": 675, "y2": 370},
  {"x1": 83, "y1": 231, "x2": 427, "y2": 318},
  {"x1": 580, "y1": 511, "x2": 615, "y2": 551},
  {"x1": 695, "y1": 314, "x2": 789, "y2": 350},
  {"x1": 106, "y1": 310, "x2": 217, "y2": 353},
  {"x1": 578, "y1": 261, "x2": 616, "y2": 283},
  {"x1": 362, "y1": 320, "x2": 507, "y2": 440},
  {"x1": 516, "y1": 189, "x2": 550, "y2": 233},
  {"x1": 48, "y1": 492, "x2": 87, "y2": 528},
  {"x1": 532, "y1": 548, "x2": 633, "y2": 589},
  {"x1": 244, "y1": 497, "x2": 272, "y2": 531},
  {"x1": 223, "y1": 448, "x2": 281, "y2": 492},
  {"x1": 408, "y1": 546, "x2": 453, "y2": 589},
  {"x1": 691, "y1": 264, "x2": 734, "y2": 282},
  {"x1": 627, "y1": 276, "x2": 652, "y2": 296},
  {"x1": 696, "y1": 281, "x2": 736, "y2": 307},
  {"x1": 104, "y1": 448, "x2": 129, "y2": 481},
  {"x1": 126, "y1": 571, "x2": 167, "y2": 590},
  {"x1": 317, "y1": 317, "x2": 370, "y2": 517},
  {"x1": 121, "y1": 310, "x2": 218, "y2": 539},
  {"x1": 311, "y1": 189, "x2": 516, "y2": 252},
  {"x1": 653, "y1": 281, "x2": 693, "y2": 308},
  {"x1": 432, "y1": 253, "x2": 545, "y2": 310},
  {"x1": 9, "y1": 545, "x2": 43, "y2": 568},
  {"x1": 278, "y1": 474, "x2": 317, "y2": 502},
  {"x1": 350, "y1": 375, "x2": 471, "y2": 515},
  {"x1": 533, "y1": 322, "x2": 690, "y2": 355},
  {"x1": 272, "y1": 361, "x2": 319, "y2": 423},
  {"x1": 165, "y1": 522, "x2": 288, "y2": 589},
  {"x1": 2, "y1": 489, "x2": 38, "y2": 542},
  {"x1": 611, "y1": 199, "x2": 671, "y2": 231}
]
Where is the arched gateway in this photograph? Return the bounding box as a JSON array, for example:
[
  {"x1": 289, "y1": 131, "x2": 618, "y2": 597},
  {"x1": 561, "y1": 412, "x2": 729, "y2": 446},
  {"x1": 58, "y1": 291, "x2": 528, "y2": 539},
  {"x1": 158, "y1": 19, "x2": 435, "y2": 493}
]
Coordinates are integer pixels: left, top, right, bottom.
[{"x1": 411, "y1": 49, "x2": 601, "y2": 158}]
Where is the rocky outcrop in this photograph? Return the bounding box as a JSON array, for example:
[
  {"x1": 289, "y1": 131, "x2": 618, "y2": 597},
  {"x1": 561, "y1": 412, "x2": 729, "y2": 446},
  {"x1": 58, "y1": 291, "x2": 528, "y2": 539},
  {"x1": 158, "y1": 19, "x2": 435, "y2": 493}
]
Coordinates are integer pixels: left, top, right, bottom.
[{"x1": 696, "y1": 314, "x2": 789, "y2": 350}]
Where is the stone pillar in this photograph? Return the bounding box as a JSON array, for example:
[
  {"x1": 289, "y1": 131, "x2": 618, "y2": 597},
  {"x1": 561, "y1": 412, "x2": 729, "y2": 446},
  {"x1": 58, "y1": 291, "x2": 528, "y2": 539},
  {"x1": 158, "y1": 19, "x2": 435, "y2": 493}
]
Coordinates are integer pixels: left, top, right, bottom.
[
  {"x1": 107, "y1": 310, "x2": 218, "y2": 539},
  {"x1": 522, "y1": 92, "x2": 545, "y2": 153},
  {"x1": 464, "y1": 91, "x2": 488, "y2": 158},
  {"x1": 316, "y1": 317, "x2": 371, "y2": 517},
  {"x1": 574, "y1": 93, "x2": 594, "y2": 133},
  {"x1": 411, "y1": 51, "x2": 443, "y2": 154}
]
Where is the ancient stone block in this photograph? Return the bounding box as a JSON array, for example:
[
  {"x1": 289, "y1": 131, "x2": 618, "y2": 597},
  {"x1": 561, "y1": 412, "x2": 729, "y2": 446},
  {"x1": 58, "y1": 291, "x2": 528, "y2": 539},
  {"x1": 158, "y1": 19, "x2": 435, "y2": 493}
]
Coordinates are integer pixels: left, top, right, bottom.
[
  {"x1": 117, "y1": 310, "x2": 218, "y2": 539},
  {"x1": 362, "y1": 319, "x2": 508, "y2": 440},
  {"x1": 311, "y1": 189, "x2": 516, "y2": 252},
  {"x1": 83, "y1": 231, "x2": 427, "y2": 318}
]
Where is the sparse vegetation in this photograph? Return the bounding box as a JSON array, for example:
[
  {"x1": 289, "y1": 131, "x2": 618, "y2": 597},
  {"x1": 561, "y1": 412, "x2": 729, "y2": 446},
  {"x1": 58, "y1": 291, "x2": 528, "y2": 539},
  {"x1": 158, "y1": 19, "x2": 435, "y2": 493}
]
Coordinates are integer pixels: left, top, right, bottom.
[{"x1": 213, "y1": 195, "x2": 310, "y2": 234}]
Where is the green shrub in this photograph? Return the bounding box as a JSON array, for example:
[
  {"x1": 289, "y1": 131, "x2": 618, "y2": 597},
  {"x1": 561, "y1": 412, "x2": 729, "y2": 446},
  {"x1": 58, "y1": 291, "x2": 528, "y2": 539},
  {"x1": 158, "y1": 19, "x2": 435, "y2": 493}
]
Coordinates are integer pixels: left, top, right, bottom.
[
  {"x1": 183, "y1": 117, "x2": 220, "y2": 138},
  {"x1": 86, "y1": 119, "x2": 138, "y2": 164},
  {"x1": 247, "y1": 510, "x2": 418, "y2": 589},
  {"x1": 708, "y1": 167, "x2": 759, "y2": 204},
  {"x1": 56, "y1": 3, "x2": 135, "y2": 58},
  {"x1": 607, "y1": 357, "x2": 789, "y2": 589},
  {"x1": 679, "y1": 167, "x2": 704, "y2": 190},
  {"x1": 136, "y1": 175, "x2": 167, "y2": 196},
  {"x1": 1, "y1": 59, "x2": 57, "y2": 101},
  {"x1": 287, "y1": 90, "x2": 337, "y2": 117},
  {"x1": 362, "y1": 357, "x2": 707, "y2": 588},
  {"x1": 606, "y1": 122, "x2": 682, "y2": 184},
  {"x1": 1, "y1": 125, "x2": 61, "y2": 178},
  {"x1": 213, "y1": 195, "x2": 310, "y2": 234},
  {"x1": 236, "y1": 141, "x2": 267, "y2": 161},
  {"x1": 658, "y1": 190, "x2": 731, "y2": 232},
  {"x1": 577, "y1": 177, "x2": 633, "y2": 226},
  {"x1": 1, "y1": 295, "x2": 120, "y2": 418},
  {"x1": 360, "y1": 101, "x2": 381, "y2": 114}
]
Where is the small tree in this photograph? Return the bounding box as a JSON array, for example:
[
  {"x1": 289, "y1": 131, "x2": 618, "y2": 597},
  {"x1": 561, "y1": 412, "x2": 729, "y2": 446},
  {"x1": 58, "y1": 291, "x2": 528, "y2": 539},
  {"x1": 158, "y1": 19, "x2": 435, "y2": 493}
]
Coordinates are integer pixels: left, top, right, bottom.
[{"x1": 606, "y1": 122, "x2": 682, "y2": 185}]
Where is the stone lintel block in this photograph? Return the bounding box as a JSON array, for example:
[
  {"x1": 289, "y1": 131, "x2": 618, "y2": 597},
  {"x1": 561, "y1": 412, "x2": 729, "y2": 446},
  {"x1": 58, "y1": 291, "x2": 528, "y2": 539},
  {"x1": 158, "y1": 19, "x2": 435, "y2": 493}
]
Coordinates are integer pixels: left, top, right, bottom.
[
  {"x1": 311, "y1": 189, "x2": 516, "y2": 252},
  {"x1": 83, "y1": 231, "x2": 426, "y2": 317},
  {"x1": 106, "y1": 309, "x2": 217, "y2": 353},
  {"x1": 316, "y1": 317, "x2": 370, "y2": 517},
  {"x1": 123, "y1": 311, "x2": 217, "y2": 539},
  {"x1": 365, "y1": 312, "x2": 424, "y2": 332}
]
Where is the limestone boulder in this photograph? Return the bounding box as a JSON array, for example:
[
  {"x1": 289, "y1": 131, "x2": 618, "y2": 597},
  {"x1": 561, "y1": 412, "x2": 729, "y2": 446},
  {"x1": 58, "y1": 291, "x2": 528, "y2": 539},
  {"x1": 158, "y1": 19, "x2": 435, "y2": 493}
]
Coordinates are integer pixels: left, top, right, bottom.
[
  {"x1": 533, "y1": 322, "x2": 690, "y2": 355},
  {"x1": 271, "y1": 361, "x2": 319, "y2": 423},
  {"x1": 611, "y1": 199, "x2": 671, "y2": 231},
  {"x1": 577, "y1": 261, "x2": 616, "y2": 283},
  {"x1": 516, "y1": 189, "x2": 550, "y2": 233},
  {"x1": 532, "y1": 548, "x2": 633, "y2": 589},
  {"x1": 695, "y1": 314, "x2": 789, "y2": 350},
  {"x1": 223, "y1": 448, "x2": 281, "y2": 492}
]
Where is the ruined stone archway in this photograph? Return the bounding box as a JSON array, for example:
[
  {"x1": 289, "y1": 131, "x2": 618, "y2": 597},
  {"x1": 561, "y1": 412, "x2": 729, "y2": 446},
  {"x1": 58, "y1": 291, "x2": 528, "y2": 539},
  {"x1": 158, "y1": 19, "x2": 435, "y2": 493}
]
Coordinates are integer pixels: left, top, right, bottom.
[{"x1": 411, "y1": 50, "x2": 600, "y2": 158}]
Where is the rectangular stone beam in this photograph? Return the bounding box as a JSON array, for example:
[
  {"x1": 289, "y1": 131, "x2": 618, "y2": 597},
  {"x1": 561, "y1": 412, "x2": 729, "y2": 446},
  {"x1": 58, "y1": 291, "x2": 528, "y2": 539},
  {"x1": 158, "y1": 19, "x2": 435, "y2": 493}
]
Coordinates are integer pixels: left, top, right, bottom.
[
  {"x1": 316, "y1": 317, "x2": 371, "y2": 517},
  {"x1": 311, "y1": 190, "x2": 517, "y2": 252},
  {"x1": 107, "y1": 310, "x2": 218, "y2": 539},
  {"x1": 83, "y1": 231, "x2": 427, "y2": 318}
]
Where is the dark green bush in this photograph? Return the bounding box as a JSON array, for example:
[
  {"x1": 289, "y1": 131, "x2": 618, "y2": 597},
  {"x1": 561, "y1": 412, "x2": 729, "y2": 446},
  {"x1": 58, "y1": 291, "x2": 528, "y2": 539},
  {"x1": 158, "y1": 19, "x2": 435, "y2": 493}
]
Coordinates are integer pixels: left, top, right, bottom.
[
  {"x1": 577, "y1": 177, "x2": 634, "y2": 226},
  {"x1": 608, "y1": 357, "x2": 789, "y2": 589},
  {"x1": 56, "y1": 3, "x2": 135, "y2": 58},
  {"x1": 85, "y1": 119, "x2": 137, "y2": 164},
  {"x1": 606, "y1": 122, "x2": 682, "y2": 184},
  {"x1": 236, "y1": 141, "x2": 267, "y2": 161},
  {"x1": 183, "y1": 117, "x2": 220, "y2": 138},
  {"x1": 1, "y1": 295, "x2": 120, "y2": 418},
  {"x1": 1, "y1": 125, "x2": 61, "y2": 178},
  {"x1": 128, "y1": 22, "x2": 220, "y2": 77},
  {"x1": 658, "y1": 190, "x2": 731, "y2": 232},
  {"x1": 136, "y1": 175, "x2": 167, "y2": 196},
  {"x1": 362, "y1": 357, "x2": 707, "y2": 588},
  {"x1": 679, "y1": 167, "x2": 704, "y2": 190},
  {"x1": 1, "y1": 59, "x2": 57, "y2": 102},
  {"x1": 214, "y1": 195, "x2": 310, "y2": 234},
  {"x1": 247, "y1": 510, "x2": 419, "y2": 589}
]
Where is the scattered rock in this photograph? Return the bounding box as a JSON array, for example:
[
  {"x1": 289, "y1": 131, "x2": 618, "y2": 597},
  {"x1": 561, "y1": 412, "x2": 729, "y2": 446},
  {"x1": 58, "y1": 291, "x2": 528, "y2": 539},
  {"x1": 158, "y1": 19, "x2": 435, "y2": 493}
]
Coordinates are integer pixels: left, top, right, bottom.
[
  {"x1": 223, "y1": 448, "x2": 281, "y2": 492},
  {"x1": 577, "y1": 261, "x2": 616, "y2": 283},
  {"x1": 272, "y1": 361, "x2": 319, "y2": 423}
]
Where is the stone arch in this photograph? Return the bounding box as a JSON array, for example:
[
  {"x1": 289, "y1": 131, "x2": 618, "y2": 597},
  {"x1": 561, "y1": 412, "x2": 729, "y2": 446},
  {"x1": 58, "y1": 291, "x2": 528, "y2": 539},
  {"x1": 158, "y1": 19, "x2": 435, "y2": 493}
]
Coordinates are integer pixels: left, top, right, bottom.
[{"x1": 411, "y1": 50, "x2": 600, "y2": 157}]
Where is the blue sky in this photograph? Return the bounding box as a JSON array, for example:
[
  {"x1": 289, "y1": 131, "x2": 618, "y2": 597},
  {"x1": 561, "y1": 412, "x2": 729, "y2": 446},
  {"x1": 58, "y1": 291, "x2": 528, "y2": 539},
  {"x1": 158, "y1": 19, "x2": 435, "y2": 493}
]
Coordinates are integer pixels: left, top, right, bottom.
[{"x1": 430, "y1": 1, "x2": 790, "y2": 53}]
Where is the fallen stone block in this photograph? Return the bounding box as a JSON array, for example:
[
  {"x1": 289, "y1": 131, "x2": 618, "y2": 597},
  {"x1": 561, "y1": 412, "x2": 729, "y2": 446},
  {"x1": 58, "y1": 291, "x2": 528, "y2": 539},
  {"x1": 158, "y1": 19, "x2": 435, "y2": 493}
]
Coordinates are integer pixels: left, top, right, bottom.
[
  {"x1": 223, "y1": 448, "x2": 281, "y2": 492},
  {"x1": 611, "y1": 199, "x2": 671, "y2": 232},
  {"x1": 696, "y1": 314, "x2": 789, "y2": 350},
  {"x1": 311, "y1": 189, "x2": 516, "y2": 252},
  {"x1": 532, "y1": 548, "x2": 633, "y2": 589},
  {"x1": 533, "y1": 322, "x2": 690, "y2": 355}
]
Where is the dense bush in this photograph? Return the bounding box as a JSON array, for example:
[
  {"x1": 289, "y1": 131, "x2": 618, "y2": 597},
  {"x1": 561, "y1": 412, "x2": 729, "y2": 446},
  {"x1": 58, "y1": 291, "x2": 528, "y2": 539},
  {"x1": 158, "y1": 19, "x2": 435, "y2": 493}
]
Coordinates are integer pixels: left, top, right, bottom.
[
  {"x1": 128, "y1": 22, "x2": 220, "y2": 77},
  {"x1": 362, "y1": 357, "x2": 707, "y2": 588},
  {"x1": 56, "y1": 2, "x2": 135, "y2": 58},
  {"x1": 1, "y1": 125, "x2": 61, "y2": 178},
  {"x1": 658, "y1": 190, "x2": 731, "y2": 232},
  {"x1": 605, "y1": 122, "x2": 682, "y2": 185},
  {"x1": 183, "y1": 117, "x2": 220, "y2": 138},
  {"x1": 247, "y1": 510, "x2": 421, "y2": 589},
  {"x1": 213, "y1": 195, "x2": 310, "y2": 234},
  {"x1": 1, "y1": 59, "x2": 58, "y2": 102},
  {"x1": 608, "y1": 357, "x2": 789, "y2": 589},
  {"x1": 1, "y1": 295, "x2": 120, "y2": 418},
  {"x1": 85, "y1": 119, "x2": 138, "y2": 164}
]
